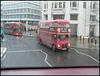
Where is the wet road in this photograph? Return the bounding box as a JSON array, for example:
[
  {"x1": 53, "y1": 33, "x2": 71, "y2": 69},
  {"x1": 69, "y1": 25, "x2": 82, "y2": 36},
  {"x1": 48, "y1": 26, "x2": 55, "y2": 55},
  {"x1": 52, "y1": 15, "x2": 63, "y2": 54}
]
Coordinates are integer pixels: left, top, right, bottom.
[{"x1": 1, "y1": 34, "x2": 99, "y2": 69}]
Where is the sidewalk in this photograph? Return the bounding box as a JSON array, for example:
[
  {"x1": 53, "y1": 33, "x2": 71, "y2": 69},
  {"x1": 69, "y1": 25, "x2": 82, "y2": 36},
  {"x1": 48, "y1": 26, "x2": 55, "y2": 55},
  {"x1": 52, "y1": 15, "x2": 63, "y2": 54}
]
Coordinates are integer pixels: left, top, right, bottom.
[
  {"x1": 67, "y1": 37, "x2": 99, "y2": 50},
  {"x1": 22, "y1": 31, "x2": 99, "y2": 50}
]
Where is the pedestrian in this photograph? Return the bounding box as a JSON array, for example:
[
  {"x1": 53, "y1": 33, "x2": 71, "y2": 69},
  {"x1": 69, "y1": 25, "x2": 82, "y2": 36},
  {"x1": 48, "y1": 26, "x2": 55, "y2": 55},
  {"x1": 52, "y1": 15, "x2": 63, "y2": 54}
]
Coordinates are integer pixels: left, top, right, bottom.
[{"x1": 24, "y1": 26, "x2": 26, "y2": 32}]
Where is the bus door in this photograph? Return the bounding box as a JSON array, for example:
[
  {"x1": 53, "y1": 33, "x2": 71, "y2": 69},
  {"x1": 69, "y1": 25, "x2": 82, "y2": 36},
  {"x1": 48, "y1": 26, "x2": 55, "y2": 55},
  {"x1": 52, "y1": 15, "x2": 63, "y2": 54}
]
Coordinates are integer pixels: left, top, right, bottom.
[{"x1": 52, "y1": 34, "x2": 57, "y2": 45}]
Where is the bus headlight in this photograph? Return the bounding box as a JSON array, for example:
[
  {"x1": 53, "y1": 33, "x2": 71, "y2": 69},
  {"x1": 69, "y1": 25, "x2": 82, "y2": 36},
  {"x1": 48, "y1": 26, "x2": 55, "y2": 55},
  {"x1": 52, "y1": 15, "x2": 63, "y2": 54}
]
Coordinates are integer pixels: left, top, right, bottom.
[
  {"x1": 68, "y1": 44, "x2": 70, "y2": 46},
  {"x1": 68, "y1": 28, "x2": 71, "y2": 33},
  {"x1": 58, "y1": 44, "x2": 60, "y2": 47}
]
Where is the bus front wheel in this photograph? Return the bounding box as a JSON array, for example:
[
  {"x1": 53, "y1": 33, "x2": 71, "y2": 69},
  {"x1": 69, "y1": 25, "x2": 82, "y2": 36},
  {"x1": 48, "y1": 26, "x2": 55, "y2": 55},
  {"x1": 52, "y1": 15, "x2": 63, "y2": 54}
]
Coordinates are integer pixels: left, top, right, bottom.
[{"x1": 52, "y1": 45, "x2": 57, "y2": 52}]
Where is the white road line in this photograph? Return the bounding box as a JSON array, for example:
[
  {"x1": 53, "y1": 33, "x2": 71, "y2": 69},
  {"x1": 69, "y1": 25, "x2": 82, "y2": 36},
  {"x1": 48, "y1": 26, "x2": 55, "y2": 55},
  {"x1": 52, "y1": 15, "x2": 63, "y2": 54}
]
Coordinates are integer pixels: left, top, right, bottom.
[
  {"x1": 71, "y1": 48, "x2": 99, "y2": 63},
  {"x1": 1, "y1": 47, "x2": 7, "y2": 59},
  {"x1": 3, "y1": 48, "x2": 7, "y2": 54},
  {"x1": 1, "y1": 54, "x2": 6, "y2": 61},
  {"x1": 1, "y1": 48, "x2": 7, "y2": 61},
  {"x1": 40, "y1": 50, "x2": 52, "y2": 67},
  {"x1": 7, "y1": 50, "x2": 41, "y2": 53},
  {"x1": 6, "y1": 50, "x2": 52, "y2": 67}
]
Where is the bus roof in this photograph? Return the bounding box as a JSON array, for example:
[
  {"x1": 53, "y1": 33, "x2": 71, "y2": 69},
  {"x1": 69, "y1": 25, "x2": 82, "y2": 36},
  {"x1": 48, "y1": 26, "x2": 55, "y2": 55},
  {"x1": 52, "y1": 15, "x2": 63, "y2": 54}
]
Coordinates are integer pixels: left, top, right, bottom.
[
  {"x1": 39, "y1": 19, "x2": 70, "y2": 23},
  {"x1": 4, "y1": 22, "x2": 23, "y2": 24}
]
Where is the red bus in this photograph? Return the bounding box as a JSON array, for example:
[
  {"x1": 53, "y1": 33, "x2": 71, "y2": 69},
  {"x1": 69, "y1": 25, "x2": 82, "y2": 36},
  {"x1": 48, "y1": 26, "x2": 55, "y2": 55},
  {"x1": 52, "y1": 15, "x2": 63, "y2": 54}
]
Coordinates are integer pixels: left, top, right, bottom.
[
  {"x1": 37, "y1": 19, "x2": 71, "y2": 52},
  {"x1": 3, "y1": 22, "x2": 24, "y2": 36}
]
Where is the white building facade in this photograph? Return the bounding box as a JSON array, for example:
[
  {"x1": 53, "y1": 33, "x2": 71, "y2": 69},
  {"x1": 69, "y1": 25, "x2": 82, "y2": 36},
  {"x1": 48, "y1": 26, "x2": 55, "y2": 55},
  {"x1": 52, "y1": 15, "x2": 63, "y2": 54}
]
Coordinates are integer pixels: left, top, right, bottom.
[
  {"x1": 1, "y1": 1, "x2": 42, "y2": 31},
  {"x1": 42, "y1": 1, "x2": 99, "y2": 37}
]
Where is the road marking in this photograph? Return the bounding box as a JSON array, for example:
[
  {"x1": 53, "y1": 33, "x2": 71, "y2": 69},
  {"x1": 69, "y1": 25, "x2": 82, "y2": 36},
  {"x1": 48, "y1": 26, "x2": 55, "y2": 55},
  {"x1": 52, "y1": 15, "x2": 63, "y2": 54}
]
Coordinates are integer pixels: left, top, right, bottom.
[
  {"x1": 7, "y1": 50, "x2": 52, "y2": 67},
  {"x1": 7, "y1": 50, "x2": 41, "y2": 53},
  {"x1": 2, "y1": 48, "x2": 7, "y2": 54},
  {"x1": 1, "y1": 47, "x2": 7, "y2": 59},
  {"x1": 40, "y1": 50, "x2": 52, "y2": 67},
  {"x1": 2, "y1": 39, "x2": 6, "y2": 41},
  {"x1": 1, "y1": 54, "x2": 6, "y2": 61},
  {"x1": 71, "y1": 48, "x2": 99, "y2": 63},
  {"x1": 1, "y1": 47, "x2": 7, "y2": 61}
]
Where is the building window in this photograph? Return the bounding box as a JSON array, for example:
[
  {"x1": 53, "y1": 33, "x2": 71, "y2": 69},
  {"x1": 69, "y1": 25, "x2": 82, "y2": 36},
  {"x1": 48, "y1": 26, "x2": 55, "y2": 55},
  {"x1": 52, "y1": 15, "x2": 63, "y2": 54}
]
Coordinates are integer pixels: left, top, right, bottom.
[
  {"x1": 59, "y1": 2, "x2": 62, "y2": 8},
  {"x1": 90, "y1": 2, "x2": 97, "y2": 9},
  {"x1": 63, "y1": 2, "x2": 65, "y2": 8},
  {"x1": 55, "y1": 3, "x2": 58, "y2": 8},
  {"x1": 93, "y1": 3, "x2": 96, "y2": 9},
  {"x1": 70, "y1": 1, "x2": 79, "y2": 7},
  {"x1": 73, "y1": 1, "x2": 76, "y2": 7},
  {"x1": 83, "y1": 2, "x2": 86, "y2": 8},
  {"x1": 45, "y1": 15, "x2": 48, "y2": 20},
  {"x1": 70, "y1": 14, "x2": 78, "y2": 20},
  {"x1": 90, "y1": 15, "x2": 96, "y2": 21},
  {"x1": 44, "y1": 3, "x2": 46, "y2": 9},
  {"x1": 44, "y1": 3, "x2": 48, "y2": 9}
]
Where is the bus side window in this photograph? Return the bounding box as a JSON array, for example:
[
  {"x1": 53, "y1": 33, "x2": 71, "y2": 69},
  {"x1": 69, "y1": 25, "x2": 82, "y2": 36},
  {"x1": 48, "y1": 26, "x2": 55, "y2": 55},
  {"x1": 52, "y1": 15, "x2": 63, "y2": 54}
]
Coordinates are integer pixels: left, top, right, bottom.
[
  {"x1": 49, "y1": 35, "x2": 51, "y2": 39},
  {"x1": 53, "y1": 23, "x2": 57, "y2": 27},
  {"x1": 12, "y1": 24, "x2": 17, "y2": 29},
  {"x1": 52, "y1": 34, "x2": 57, "y2": 40},
  {"x1": 45, "y1": 23, "x2": 48, "y2": 26},
  {"x1": 49, "y1": 23, "x2": 52, "y2": 27},
  {"x1": 43, "y1": 23, "x2": 45, "y2": 26}
]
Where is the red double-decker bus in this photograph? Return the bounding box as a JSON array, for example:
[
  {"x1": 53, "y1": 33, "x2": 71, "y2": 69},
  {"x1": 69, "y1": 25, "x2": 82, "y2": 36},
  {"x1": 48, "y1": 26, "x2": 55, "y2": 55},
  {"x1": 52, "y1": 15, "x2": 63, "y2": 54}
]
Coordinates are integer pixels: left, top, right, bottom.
[
  {"x1": 37, "y1": 19, "x2": 71, "y2": 52},
  {"x1": 3, "y1": 22, "x2": 24, "y2": 36}
]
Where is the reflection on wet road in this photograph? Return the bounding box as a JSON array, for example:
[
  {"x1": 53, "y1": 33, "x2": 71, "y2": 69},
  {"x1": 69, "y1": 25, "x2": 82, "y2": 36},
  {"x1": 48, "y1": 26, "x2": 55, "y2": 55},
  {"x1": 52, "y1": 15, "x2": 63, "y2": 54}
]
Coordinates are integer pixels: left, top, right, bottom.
[{"x1": 1, "y1": 34, "x2": 99, "y2": 69}]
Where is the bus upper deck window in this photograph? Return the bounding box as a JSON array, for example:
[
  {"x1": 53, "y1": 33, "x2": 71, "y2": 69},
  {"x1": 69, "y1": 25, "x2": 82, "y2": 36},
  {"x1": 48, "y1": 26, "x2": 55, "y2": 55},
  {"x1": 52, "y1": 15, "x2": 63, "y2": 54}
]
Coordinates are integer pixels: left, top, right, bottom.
[
  {"x1": 65, "y1": 23, "x2": 69, "y2": 27},
  {"x1": 53, "y1": 23, "x2": 57, "y2": 27},
  {"x1": 58, "y1": 23, "x2": 64, "y2": 27},
  {"x1": 40, "y1": 23, "x2": 42, "y2": 26},
  {"x1": 49, "y1": 23, "x2": 52, "y2": 26},
  {"x1": 45, "y1": 23, "x2": 48, "y2": 26}
]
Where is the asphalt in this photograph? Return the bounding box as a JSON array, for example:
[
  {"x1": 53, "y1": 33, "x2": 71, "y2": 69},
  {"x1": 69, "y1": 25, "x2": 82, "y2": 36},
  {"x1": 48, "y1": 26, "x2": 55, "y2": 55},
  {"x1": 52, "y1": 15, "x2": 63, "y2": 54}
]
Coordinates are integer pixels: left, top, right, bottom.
[{"x1": 1, "y1": 34, "x2": 99, "y2": 69}]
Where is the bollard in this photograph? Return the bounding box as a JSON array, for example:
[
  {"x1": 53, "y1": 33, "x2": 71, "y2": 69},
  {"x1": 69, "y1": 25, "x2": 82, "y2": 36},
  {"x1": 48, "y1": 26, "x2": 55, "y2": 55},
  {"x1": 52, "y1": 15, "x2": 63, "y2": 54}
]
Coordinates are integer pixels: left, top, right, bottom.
[
  {"x1": 88, "y1": 37, "x2": 89, "y2": 43},
  {"x1": 91, "y1": 37, "x2": 93, "y2": 43},
  {"x1": 83, "y1": 36, "x2": 84, "y2": 42},
  {"x1": 80, "y1": 35, "x2": 81, "y2": 40},
  {"x1": 95, "y1": 38, "x2": 97, "y2": 45}
]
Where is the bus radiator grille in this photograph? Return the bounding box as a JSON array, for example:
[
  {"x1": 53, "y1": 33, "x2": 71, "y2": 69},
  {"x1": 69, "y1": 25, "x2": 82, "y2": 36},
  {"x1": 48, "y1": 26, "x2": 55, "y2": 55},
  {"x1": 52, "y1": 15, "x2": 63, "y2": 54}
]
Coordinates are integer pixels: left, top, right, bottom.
[{"x1": 62, "y1": 44, "x2": 67, "y2": 48}]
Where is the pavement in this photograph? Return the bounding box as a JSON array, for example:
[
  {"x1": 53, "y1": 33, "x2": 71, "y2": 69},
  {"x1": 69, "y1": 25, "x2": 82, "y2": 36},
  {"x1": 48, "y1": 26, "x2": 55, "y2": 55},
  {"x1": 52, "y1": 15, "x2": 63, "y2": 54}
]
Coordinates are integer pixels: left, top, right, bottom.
[
  {"x1": 68, "y1": 37, "x2": 99, "y2": 50},
  {"x1": 22, "y1": 31, "x2": 99, "y2": 50}
]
